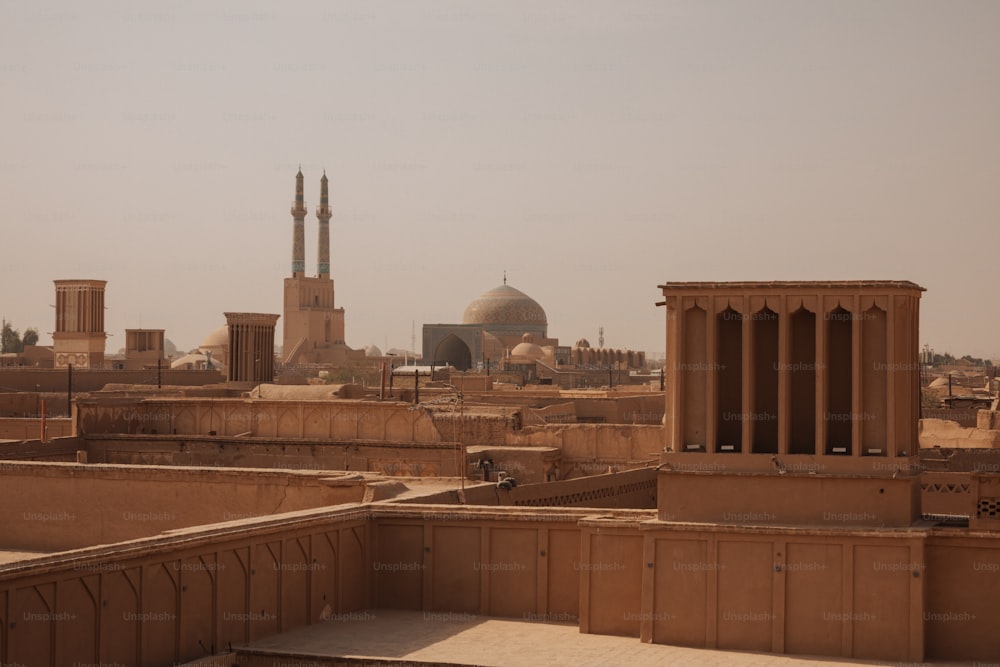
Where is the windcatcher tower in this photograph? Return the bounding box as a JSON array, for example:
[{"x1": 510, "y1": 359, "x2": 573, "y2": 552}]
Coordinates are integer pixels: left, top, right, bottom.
[
  {"x1": 226, "y1": 312, "x2": 279, "y2": 383},
  {"x1": 282, "y1": 169, "x2": 350, "y2": 365},
  {"x1": 52, "y1": 279, "x2": 107, "y2": 368},
  {"x1": 656, "y1": 280, "x2": 925, "y2": 526}
]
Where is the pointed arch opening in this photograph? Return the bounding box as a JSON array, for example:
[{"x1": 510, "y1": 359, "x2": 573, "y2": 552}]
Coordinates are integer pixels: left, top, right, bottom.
[{"x1": 435, "y1": 335, "x2": 473, "y2": 371}]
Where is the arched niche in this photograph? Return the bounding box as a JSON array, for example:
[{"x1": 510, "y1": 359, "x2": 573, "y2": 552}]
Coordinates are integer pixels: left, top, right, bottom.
[
  {"x1": 861, "y1": 306, "x2": 888, "y2": 455},
  {"x1": 681, "y1": 305, "x2": 707, "y2": 450},
  {"x1": 434, "y1": 335, "x2": 473, "y2": 371},
  {"x1": 826, "y1": 306, "x2": 853, "y2": 454},
  {"x1": 788, "y1": 306, "x2": 816, "y2": 454},
  {"x1": 716, "y1": 307, "x2": 743, "y2": 452},
  {"x1": 751, "y1": 307, "x2": 779, "y2": 454}
]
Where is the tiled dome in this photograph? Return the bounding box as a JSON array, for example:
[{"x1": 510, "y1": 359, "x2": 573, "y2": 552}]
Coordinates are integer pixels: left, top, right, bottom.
[{"x1": 462, "y1": 285, "x2": 547, "y2": 327}]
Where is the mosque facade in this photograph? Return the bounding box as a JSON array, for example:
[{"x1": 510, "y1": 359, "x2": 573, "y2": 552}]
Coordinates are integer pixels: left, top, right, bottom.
[
  {"x1": 280, "y1": 169, "x2": 363, "y2": 366},
  {"x1": 423, "y1": 280, "x2": 645, "y2": 375}
]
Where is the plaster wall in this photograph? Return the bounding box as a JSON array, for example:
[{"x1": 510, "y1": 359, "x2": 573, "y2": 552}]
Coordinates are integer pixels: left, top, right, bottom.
[
  {"x1": 507, "y1": 424, "x2": 663, "y2": 473},
  {"x1": 920, "y1": 472, "x2": 973, "y2": 518},
  {"x1": 924, "y1": 534, "x2": 1000, "y2": 660},
  {"x1": 921, "y1": 447, "x2": 1000, "y2": 473},
  {"x1": 371, "y1": 510, "x2": 585, "y2": 622},
  {"x1": 0, "y1": 369, "x2": 222, "y2": 393},
  {"x1": 923, "y1": 408, "x2": 980, "y2": 428},
  {"x1": 415, "y1": 468, "x2": 658, "y2": 510},
  {"x1": 0, "y1": 463, "x2": 366, "y2": 551},
  {"x1": 602, "y1": 524, "x2": 929, "y2": 661},
  {"x1": 919, "y1": 417, "x2": 1000, "y2": 449},
  {"x1": 84, "y1": 435, "x2": 465, "y2": 477},
  {"x1": 0, "y1": 437, "x2": 79, "y2": 462},
  {"x1": 0, "y1": 393, "x2": 68, "y2": 417},
  {"x1": 76, "y1": 397, "x2": 511, "y2": 447},
  {"x1": 977, "y1": 410, "x2": 1000, "y2": 430},
  {"x1": 2, "y1": 506, "x2": 1000, "y2": 664},
  {"x1": 0, "y1": 418, "x2": 72, "y2": 440},
  {"x1": 0, "y1": 506, "x2": 371, "y2": 667},
  {"x1": 657, "y1": 473, "x2": 920, "y2": 527}
]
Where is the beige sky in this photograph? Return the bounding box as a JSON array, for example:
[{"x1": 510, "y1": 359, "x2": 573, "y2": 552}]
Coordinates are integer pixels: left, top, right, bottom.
[{"x1": 1, "y1": 1, "x2": 998, "y2": 359}]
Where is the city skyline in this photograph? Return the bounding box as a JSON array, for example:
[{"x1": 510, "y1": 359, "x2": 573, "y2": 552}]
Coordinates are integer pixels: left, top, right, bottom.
[{"x1": 2, "y1": 1, "x2": 999, "y2": 359}]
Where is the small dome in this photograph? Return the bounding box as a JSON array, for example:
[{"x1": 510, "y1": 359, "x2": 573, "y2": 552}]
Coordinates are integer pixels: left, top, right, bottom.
[
  {"x1": 365, "y1": 344, "x2": 383, "y2": 357},
  {"x1": 574, "y1": 338, "x2": 591, "y2": 349},
  {"x1": 462, "y1": 284, "x2": 547, "y2": 328},
  {"x1": 511, "y1": 333, "x2": 545, "y2": 360},
  {"x1": 170, "y1": 352, "x2": 221, "y2": 369},
  {"x1": 199, "y1": 325, "x2": 228, "y2": 351}
]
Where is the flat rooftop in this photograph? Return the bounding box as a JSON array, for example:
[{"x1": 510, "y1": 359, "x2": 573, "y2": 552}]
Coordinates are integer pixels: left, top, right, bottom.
[
  {"x1": 236, "y1": 609, "x2": 968, "y2": 667},
  {"x1": 657, "y1": 280, "x2": 925, "y2": 291},
  {"x1": 0, "y1": 549, "x2": 50, "y2": 565}
]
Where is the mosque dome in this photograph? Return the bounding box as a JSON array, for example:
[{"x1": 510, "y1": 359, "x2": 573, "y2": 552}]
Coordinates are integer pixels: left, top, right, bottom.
[
  {"x1": 574, "y1": 338, "x2": 591, "y2": 349},
  {"x1": 364, "y1": 344, "x2": 383, "y2": 357},
  {"x1": 462, "y1": 285, "x2": 547, "y2": 327}
]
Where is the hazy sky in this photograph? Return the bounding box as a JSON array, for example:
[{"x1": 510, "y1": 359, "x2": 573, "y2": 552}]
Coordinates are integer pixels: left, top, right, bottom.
[{"x1": 2, "y1": 1, "x2": 998, "y2": 359}]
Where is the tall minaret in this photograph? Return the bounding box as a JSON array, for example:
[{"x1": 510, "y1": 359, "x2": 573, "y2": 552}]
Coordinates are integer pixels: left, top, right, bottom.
[
  {"x1": 317, "y1": 171, "x2": 331, "y2": 279},
  {"x1": 290, "y1": 167, "x2": 307, "y2": 277}
]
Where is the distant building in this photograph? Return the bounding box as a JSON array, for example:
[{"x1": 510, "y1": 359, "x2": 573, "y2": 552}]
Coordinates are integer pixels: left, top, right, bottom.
[
  {"x1": 281, "y1": 169, "x2": 364, "y2": 366},
  {"x1": 52, "y1": 279, "x2": 107, "y2": 368},
  {"x1": 122, "y1": 329, "x2": 166, "y2": 370},
  {"x1": 423, "y1": 281, "x2": 557, "y2": 370},
  {"x1": 424, "y1": 280, "x2": 644, "y2": 376}
]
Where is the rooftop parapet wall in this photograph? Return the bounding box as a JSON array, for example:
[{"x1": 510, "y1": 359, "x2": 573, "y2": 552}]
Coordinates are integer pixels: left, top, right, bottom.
[
  {"x1": 508, "y1": 424, "x2": 665, "y2": 466},
  {"x1": 0, "y1": 503, "x2": 373, "y2": 667},
  {"x1": 0, "y1": 417, "x2": 72, "y2": 441},
  {"x1": 75, "y1": 396, "x2": 526, "y2": 446},
  {"x1": 0, "y1": 368, "x2": 223, "y2": 394},
  {"x1": 0, "y1": 436, "x2": 79, "y2": 461},
  {"x1": 408, "y1": 467, "x2": 657, "y2": 509},
  {"x1": 919, "y1": 417, "x2": 1000, "y2": 449},
  {"x1": 1, "y1": 501, "x2": 1000, "y2": 663},
  {"x1": 84, "y1": 434, "x2": 467, "y2": 477},
  {"x1": 0, "y1": 462, "x2": 368, "y2": 551},
  {"x1": 75, "y1": 397, "x2": 494, "y2": 444}
]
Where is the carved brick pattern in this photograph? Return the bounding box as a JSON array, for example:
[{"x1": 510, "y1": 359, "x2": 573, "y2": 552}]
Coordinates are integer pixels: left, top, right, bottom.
[
  {"x1": 977, "y1": 498, "x2": 1000, "y2": 519},
  {"x1": 921, "y1": 483, "x2": 971, "y2": 494},
  {"x1": 514, "y1": 478, "x2": 656, "y2": 508}
]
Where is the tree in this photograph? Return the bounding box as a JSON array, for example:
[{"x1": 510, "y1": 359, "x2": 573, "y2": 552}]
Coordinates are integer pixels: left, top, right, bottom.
[
  {"x1": 1, "y1": 321, "x2": 21, "y2": 354},
  {"x1": 0, "y1": 322, "x2": 40, "y2": 354},
  {"x1": 22, "y1": 328, "x2": 38, "y2": 347}
]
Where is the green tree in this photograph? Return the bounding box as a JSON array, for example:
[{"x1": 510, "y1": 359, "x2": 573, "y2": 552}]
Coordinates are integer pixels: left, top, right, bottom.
[
  {"x1": 1, "y1": 321, "x2": 22, "y2": 354},
  {"x1": 0, "y1": 322, "x2": 40, "y2": 353},
  {"x1": 22, "y1": 327, "x2": 39, "y2": 347},
  {"x1": 960, "y1": 354, "x2": 986, "y2": 366}
]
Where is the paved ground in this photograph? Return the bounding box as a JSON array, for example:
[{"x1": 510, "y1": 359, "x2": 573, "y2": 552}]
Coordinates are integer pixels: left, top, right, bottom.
[{"x1": 242, "y1": 609, "x2": 973, "y2": 666}]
